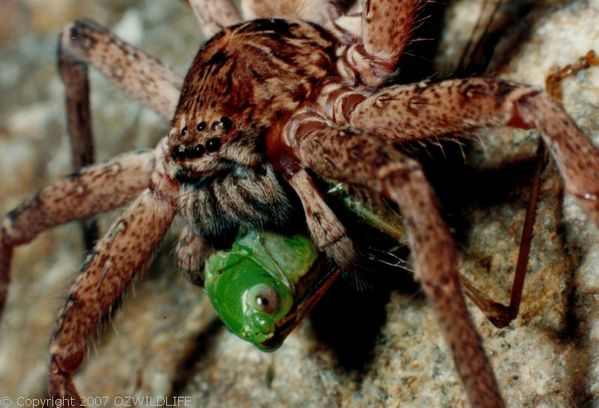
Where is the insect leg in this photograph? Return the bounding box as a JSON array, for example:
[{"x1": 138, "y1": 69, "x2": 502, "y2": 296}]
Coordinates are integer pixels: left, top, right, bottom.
[
  {"x1": 60, "y1": 19, "x2": 183, "y2": 119},
  {"x1": 49, "y1": 153, "x2": 179, "y2": 402},
  {"x1": 470, "y1": 51, "x2": 599, "y2": 327},
  {"x1": 282, "y1": 110, "x2": 504, "y2": 408},
  {"x1": 0, "y1": 148, "x2": 156, "y2": 318},
  {"x1": 187, "y1": 0, "x2": 242, "y2": 38}
]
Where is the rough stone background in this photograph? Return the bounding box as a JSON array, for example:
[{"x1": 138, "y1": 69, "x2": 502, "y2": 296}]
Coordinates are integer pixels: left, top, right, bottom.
[{"x1": 0, "y1": 0, "x2": 597, "y2": 407}]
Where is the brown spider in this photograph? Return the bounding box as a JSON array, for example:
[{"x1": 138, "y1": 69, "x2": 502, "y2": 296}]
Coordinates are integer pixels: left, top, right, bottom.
[{"x1": 0, "y1": 0, "x2": 598, "y2": 407}]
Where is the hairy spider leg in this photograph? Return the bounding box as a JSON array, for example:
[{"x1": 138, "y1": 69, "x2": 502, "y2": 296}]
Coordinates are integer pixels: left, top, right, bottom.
[
  {"x1": 0, "y1": 150, "x2": 155, "y2": 317},
  {"x1": 320, "y1": 77, "x2": 599, "y2": 326},
  {"x1": 241, "y1": 0, "x2": 343, "y2": 28},
  {"x1": 319, "y1": 78, "x2": 599, "y2": 224},
  {"x1": 339, "y1": 0, "x2": 421, "y2": 86},
  {"x1": 58, "y1": 19, "x2": 207, "y2": 279},
  {"x1": 58, "y1": 38, "x2": 98, "y2": 250},
  {"x1": 49, "y1": 142, "x2": 179, "y2": 401},
  {"x1": 60, "y1": 19, "x2": 183, "y2": 119},
  {"x1": 286, "y1": 169, "x2": 357, "y2": 269},
  {"x1": 187, "y1": 0, "x2": 242, "y2": 38},
  {"x1": 176, "y1": 225, "x2": 213, "y2": 285},
  {"x1": 281, "y1": 108, "x2": 504, "y2": 408},
  {"x1": 462, "y1": 52, "x2": 599, "y2": 327}
]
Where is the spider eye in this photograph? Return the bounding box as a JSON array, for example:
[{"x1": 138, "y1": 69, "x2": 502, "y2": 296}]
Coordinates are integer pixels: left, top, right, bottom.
[
  {"x1": 247, "y1": 284, "x2": 279, "y2": 314},
  {"x1": 219, "y1": 116, "x2": 233, "y2": 132},
  {"x1": 196, "y1": 121, "x2": 206, "y2": 132},
  {"x1": 171, "y1": 144, "x2": 186, "y2": 160},
  {"x1": 171, "y1": 143, "x2": 205, "y2": 160},
  {"x1": 189, "y1": 144, "x2": 205, "y2": 158},
  {"x1": 206, "y1": 138, "x2": 221, "y2": 152},
  {"x1": 181, "y1": 126, "x2": 188, "y2": 136}
]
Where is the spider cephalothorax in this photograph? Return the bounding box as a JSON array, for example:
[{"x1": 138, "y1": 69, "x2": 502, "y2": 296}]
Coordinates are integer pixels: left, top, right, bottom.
[
  {"x1": 1, "y1": 1, "x2": 598, "y2": 407},
  {"x1": 171, "y1": 19, "x2": 336, "y2": 133},
  {"x1": 167, "y1": 19, "x2": 337, "y2": 240}
]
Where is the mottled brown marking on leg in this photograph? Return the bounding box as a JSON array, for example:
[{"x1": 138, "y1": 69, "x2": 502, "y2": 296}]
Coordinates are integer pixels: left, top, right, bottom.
[
  {"x1": 48, "y1": 151, "x2": 179, "y2": 400},
  {"x1": 349, "y1": 79, "x2": 519, "y2": 139},
  {"x1": 515, "y1": 94, "x2": 599, "y2": 225},
  {"x1": 343, "y1": 78, "x2": 599, "y2": 225},
  {"x1": 1, "y1": 150, "x2": 155, "y2": 247},
  {"x1": 58, "y1": 36, "x2": 98, "y2": 250},
  {"x1": 61, "y1": 19, "x2": 182, "y2": 118},
  {"x1": 341, "y1": 0, "x2": 421, "y2": 86},
  {"x1": 0, "y1": 149, "x2": 156, "y2": 317},
  {"x1": 284, "y1": 111, "x2": 504, "y2": 408},
  {"x1": 287, "y1": 169, "x2": 356, "y2": 269}
]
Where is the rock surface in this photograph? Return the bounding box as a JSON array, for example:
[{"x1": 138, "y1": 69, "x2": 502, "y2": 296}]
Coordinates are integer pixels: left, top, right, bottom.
[{"x1": 0, "y1": 0, "x2": 597, "y2": 407}]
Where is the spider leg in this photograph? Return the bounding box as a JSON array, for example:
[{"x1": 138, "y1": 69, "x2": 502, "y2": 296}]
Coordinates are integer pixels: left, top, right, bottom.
[
  {"x1": 339, "y1": 0, "x2": 421, "y2": 86},
  {"x1": 324, "y1": 78, "x2": 599, "y2": 226},
  {"x1": 57, "y1": 19, "x2": 183, "y2": 249},
  {"x1": 287, "y1": 169, "x2": 357, "y2": 269},
  {"x1": 60, "y1": 19, "x2": 183, "y2": 119},
  {"x1": 321, "y1": 78, "x2": 599, "y2": 327},
  {"x1": 0, "y1": 149, "x2": 155, "y2": 318},
  {"x1": 187, "y1": 0, "x2": 242, "y2": 38},
  {"x1": 49, "y1": 148, "x2": 179, "y2": 401},
  {"x1": 242, "y1": 0, "x2": 343, "y2": 27},
  {"x1": 176, "y1": 225, "x2": 213, "y2": 286},
  {"x1": 58, "y1": 38, "x2": 95, "y2": 175},
  {"x1": 58, "y1": 29, "x2": 98, "y2": 250},
  {"x1": 281, "y1": 110, "x2": 504, "y2": 408}
]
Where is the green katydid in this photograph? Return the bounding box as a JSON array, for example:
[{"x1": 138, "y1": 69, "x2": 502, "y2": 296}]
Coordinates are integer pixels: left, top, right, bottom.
[{"x1": 202, "y1": 179, "x2": 407, "y2": 350}]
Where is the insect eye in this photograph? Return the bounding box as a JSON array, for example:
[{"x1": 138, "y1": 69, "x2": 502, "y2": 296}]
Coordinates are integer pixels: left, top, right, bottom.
[
  {"x1": 206, "y1": 137, "x2": 221, "y2": 152},
  {"x1": 247, "y1": 284, "x2": 279, "y2": 314}
]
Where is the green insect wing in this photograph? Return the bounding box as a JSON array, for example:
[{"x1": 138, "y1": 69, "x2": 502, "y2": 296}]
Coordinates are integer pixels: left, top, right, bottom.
[{"x1": 203, "y1": 231, "x2": 318, "y2": 351}]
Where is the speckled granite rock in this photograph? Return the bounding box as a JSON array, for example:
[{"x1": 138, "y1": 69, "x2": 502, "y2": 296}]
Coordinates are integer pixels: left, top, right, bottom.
[{"x1": 0, "y1": 0, "x2": 597, "y2": 407}]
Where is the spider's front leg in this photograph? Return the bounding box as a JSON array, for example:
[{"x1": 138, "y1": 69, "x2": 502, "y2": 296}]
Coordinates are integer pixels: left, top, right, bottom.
[
  {"x1": 323, "y1": 78, "x2": 599, "y2": 226},
  {"x1": 49, "y1": 142, "x2": 179, "y2": 401},
  {"x1": 281, "y1": 110, "x2": 504, "y2": 408}
]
